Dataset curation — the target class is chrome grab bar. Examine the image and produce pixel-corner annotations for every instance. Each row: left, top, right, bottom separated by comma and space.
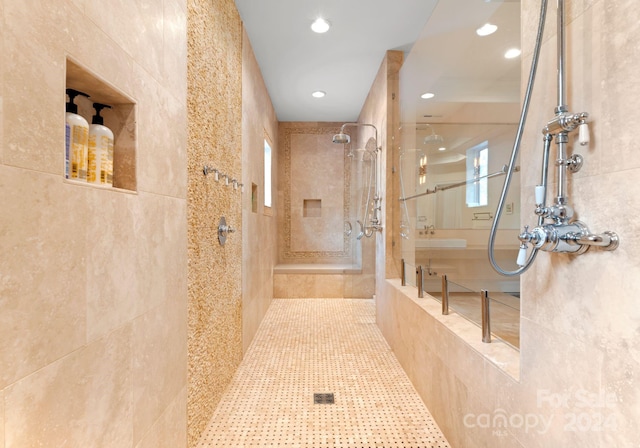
400, 165, 520, 202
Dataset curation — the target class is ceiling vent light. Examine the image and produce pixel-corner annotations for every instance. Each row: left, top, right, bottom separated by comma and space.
476, 23, 498, 36
504, 48, 522, 59
311, 18, 330, 34
312, 90, 326, 98
420, 92, 435, 99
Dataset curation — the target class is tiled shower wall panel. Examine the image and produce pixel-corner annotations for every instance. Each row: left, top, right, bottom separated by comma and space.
0, 0, 188, 447
382, 2, 640, 447
277, 122, 350, 264
241, 30, 279, 353
357, 50, 403, 282
187, 0, 243, 445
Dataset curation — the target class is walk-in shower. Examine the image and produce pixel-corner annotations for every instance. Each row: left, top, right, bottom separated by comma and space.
488, 0, 618, 276
333, 123, 383, 239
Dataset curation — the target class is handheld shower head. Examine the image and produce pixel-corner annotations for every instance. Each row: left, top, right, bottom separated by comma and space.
332, 133, 351, 144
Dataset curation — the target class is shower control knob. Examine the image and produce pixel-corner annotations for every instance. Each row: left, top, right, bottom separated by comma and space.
518, 225, 533, 243
567, 154, 583, 173
516, 245, 528, 267
578, 122, 590, 146
535, 185, 545, 206
217, 216, 235, 246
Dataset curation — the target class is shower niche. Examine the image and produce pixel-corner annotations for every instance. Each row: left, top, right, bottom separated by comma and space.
65, 58, 137, 191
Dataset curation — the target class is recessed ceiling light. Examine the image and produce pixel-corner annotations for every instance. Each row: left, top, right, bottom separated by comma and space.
504, 48, 522, 59
438, 147, 446, 151
311, 18, 330, 34
312, 90, 326, 98
476, 23, 498, 36
420, 92, 435, 99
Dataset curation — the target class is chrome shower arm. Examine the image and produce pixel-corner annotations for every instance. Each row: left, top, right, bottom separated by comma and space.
338, 123, 379, 150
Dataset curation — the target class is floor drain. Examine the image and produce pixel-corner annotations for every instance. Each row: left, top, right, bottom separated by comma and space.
314, 393, 335, 404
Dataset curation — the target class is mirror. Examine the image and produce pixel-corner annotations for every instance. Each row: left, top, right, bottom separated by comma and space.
410, 122, 519, 231
396, 0, 523, 317
398, 0, 521, 232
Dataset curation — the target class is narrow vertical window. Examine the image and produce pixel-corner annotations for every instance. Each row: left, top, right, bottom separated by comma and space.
466, 141, 488, 208
264, 139, 272, 208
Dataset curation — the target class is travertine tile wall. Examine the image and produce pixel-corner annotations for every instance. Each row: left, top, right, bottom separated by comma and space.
518, 1, 640, 445
278, 122, 350, 263
358, 50, 404, 283
241, 30, 279, 353
380, 1, 640, 446
186, 0, 243, 445
0, 0, 188, 447
275, 122, 376, 298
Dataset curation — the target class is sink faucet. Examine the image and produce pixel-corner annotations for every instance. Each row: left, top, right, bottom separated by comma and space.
426, 259, 437, 276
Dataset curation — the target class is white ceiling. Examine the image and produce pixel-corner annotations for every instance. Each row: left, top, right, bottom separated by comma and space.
234, 0, 521, 124
234, 0, 439, 122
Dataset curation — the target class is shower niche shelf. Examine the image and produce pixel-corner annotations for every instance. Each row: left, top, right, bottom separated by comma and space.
65, 58, 137, 192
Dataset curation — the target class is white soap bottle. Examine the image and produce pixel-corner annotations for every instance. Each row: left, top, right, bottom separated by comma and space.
87, 103, 114, 186
65, 89, 90, 180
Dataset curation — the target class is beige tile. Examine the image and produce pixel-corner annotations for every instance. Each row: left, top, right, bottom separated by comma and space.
0, 167, 87, 388
2, 26, 64, 174
273, 274, 288, 297
132, 297, 187, 445
196, 299, 450, 447
85, 188, 143, 342
518, 318, 604, 446
4, 324, 133, 447
163, 0, 187, 103
84, 0, 164, 82
284, 124, 351, 257
2, 0, 136, 175
284, 274, 317, 298
553, 171, 640, 338
314, 274, 345, 298
136, 192, 188, 313
0, 388, 4, 448
68, 0, 85, 13
132, 64, 187, 198
598, 344, 640, 447
0, 0, 4, 166
64, 16, 136, 103
135, 386, 187, 448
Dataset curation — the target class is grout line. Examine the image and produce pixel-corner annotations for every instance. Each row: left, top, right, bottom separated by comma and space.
196, 298, 451, 447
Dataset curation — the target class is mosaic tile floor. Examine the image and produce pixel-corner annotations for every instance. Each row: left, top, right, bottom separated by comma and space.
197, 299, 450, 448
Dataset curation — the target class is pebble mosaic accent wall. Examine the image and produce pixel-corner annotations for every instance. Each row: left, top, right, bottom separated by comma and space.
187, 0, 243, 445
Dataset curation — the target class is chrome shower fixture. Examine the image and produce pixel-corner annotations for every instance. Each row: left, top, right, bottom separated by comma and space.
333, 123, 380, 151
332, 132, 351, 144
423, 134, 444, 145
333, 122, 383, 238
422, 124, 444, 145
489, 0, 618, 277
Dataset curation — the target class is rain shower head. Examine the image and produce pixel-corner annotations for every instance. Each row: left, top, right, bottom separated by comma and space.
422, 123, 445, 150
332, 133, 351, 144
423, 133, 444, 145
